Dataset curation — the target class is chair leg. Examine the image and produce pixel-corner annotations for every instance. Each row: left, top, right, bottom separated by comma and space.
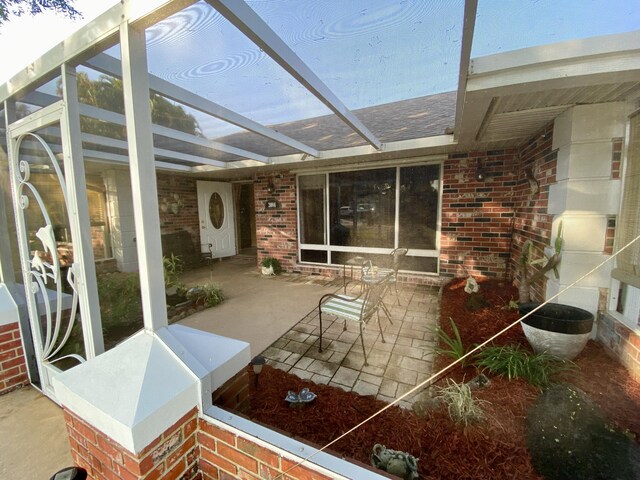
359, 322, 368, 366
376, 310, 386, 344
319, 309, 324, 352
380, 302, 393, 324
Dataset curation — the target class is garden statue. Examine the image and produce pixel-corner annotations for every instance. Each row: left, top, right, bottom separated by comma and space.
371, 444, 419, 480
517, 222, 563, 303
284, 387, 316, 405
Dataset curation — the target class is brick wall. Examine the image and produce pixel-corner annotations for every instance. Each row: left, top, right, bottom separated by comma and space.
596, 313, 640, 381
64, 407, 200, 480
440, 149, 519, 278
157, 173, 201, 249
198, 419, 334, 480
255, 173, 298, 271
62, 402, 365, 480
0, 322, 29, 395
509, 124, 557, 302
211, 367, 250, 414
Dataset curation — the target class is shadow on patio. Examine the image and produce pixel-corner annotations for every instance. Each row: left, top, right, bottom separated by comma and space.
180, 257, 440, 408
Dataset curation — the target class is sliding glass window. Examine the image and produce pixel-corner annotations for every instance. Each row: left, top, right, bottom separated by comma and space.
298, 163, 441, 273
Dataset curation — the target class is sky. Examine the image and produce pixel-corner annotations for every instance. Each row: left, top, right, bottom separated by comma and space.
1, 0, 638, 139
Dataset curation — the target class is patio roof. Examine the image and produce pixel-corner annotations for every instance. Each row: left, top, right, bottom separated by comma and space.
1, 2, 639, 175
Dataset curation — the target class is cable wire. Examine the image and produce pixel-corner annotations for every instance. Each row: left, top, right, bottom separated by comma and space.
277, 232, 640, 479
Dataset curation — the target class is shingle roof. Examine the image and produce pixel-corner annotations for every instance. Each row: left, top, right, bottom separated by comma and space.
201, 91, 456, 161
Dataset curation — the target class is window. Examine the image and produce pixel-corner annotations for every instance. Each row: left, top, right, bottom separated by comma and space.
611, 112, 640, 329
297, 163, 441, 273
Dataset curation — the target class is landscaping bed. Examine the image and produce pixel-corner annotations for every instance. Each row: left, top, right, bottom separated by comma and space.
236, 278, 639, 479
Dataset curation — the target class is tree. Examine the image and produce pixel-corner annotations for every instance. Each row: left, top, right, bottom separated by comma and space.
58, 72, 202, 139
0, 0, 80, 25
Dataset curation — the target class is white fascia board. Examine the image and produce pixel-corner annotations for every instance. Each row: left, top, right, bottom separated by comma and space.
471, 30, 640, 75
453, 0, 478, 140
468, 51, 640, 95
85, 53, 317, 157
270, 134, 455, 166
206, 0, 381, 150
0, 0, 199, 103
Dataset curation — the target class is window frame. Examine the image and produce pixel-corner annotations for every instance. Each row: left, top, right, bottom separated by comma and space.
296, 159, 443, 274
609, 109, 640, 332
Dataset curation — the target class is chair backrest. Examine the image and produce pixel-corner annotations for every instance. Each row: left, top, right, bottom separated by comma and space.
389, 248, 408, 273
361, 271, 392, 321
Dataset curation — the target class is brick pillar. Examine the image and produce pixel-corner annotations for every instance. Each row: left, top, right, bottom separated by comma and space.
63, 408, 200, 480
255, 172, 298, 271
0, 322, 29, 395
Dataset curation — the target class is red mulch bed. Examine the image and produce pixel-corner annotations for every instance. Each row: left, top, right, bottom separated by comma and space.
235, 277, 640, 480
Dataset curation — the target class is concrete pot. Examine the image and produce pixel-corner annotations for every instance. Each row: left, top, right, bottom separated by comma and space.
261, 265, 275, 276
519, 303, 594, 361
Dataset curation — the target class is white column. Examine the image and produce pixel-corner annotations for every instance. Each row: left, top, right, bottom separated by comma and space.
547, 103, 627, 314
60, 65, 105, 357
120, 22, 167, 330
0, 103, 17, 285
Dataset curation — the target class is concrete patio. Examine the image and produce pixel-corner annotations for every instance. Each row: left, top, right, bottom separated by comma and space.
260, 282, 440, 408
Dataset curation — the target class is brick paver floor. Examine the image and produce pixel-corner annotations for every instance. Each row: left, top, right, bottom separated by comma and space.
260, 282, 440, 408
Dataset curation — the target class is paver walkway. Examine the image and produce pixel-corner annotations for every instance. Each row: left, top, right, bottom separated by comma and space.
261, 282, 440, 408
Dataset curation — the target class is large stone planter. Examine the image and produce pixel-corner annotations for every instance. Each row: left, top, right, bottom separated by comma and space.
519, 303, 594, 361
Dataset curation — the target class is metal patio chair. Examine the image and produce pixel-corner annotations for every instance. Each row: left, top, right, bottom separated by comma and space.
362, 248, 408, 302
318, 271, 393, 365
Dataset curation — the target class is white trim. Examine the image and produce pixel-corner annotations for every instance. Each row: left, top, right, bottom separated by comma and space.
203, 406, 387, 480
608, 278, 640, 332
206, 0, 381, 150
471, 30, 640, 76
292, 154, 447, 175
120, 22, 168, 331
60, 64, 105, 358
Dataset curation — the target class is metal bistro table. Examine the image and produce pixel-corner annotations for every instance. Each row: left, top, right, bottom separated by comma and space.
343, 255, 367, 294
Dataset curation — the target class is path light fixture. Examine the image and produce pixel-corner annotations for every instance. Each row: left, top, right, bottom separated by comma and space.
251, 355, 266, 387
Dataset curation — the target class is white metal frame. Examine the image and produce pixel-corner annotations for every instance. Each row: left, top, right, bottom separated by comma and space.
5, 91, 105, 399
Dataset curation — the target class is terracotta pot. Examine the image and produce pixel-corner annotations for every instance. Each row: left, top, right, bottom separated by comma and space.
519, 303, 594, 360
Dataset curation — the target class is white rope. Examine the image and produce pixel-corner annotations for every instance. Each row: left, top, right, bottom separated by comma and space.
277, 232, 640, 479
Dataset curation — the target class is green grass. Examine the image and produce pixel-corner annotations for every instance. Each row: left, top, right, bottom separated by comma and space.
433, 317, 470, 366
435, 379, 487, 426
475, 344, 572, 388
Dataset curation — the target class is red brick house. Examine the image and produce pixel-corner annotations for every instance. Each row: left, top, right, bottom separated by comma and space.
0, 1, 639, 479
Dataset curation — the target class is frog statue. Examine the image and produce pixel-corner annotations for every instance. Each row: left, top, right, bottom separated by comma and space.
371, 444, 419, 480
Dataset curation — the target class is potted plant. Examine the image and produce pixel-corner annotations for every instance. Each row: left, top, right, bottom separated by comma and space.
261, 256, 282, 276
519, 302, 594, 360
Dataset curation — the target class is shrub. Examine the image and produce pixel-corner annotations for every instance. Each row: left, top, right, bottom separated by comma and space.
97, 272, 142, 327
475, 344, 572, 388
261, 256, 282, 274
433, 317, 470, 366
187, 283, 224, 307
163, 254, 183, 287
435, 379, 487, 426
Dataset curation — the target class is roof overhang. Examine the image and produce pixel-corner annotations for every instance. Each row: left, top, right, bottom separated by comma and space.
455, 30, 640, 150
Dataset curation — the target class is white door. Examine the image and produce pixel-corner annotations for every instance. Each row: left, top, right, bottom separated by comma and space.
197, 181, 236, 258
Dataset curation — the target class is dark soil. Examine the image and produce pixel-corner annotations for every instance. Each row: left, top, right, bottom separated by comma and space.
234, 277, 640, 480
